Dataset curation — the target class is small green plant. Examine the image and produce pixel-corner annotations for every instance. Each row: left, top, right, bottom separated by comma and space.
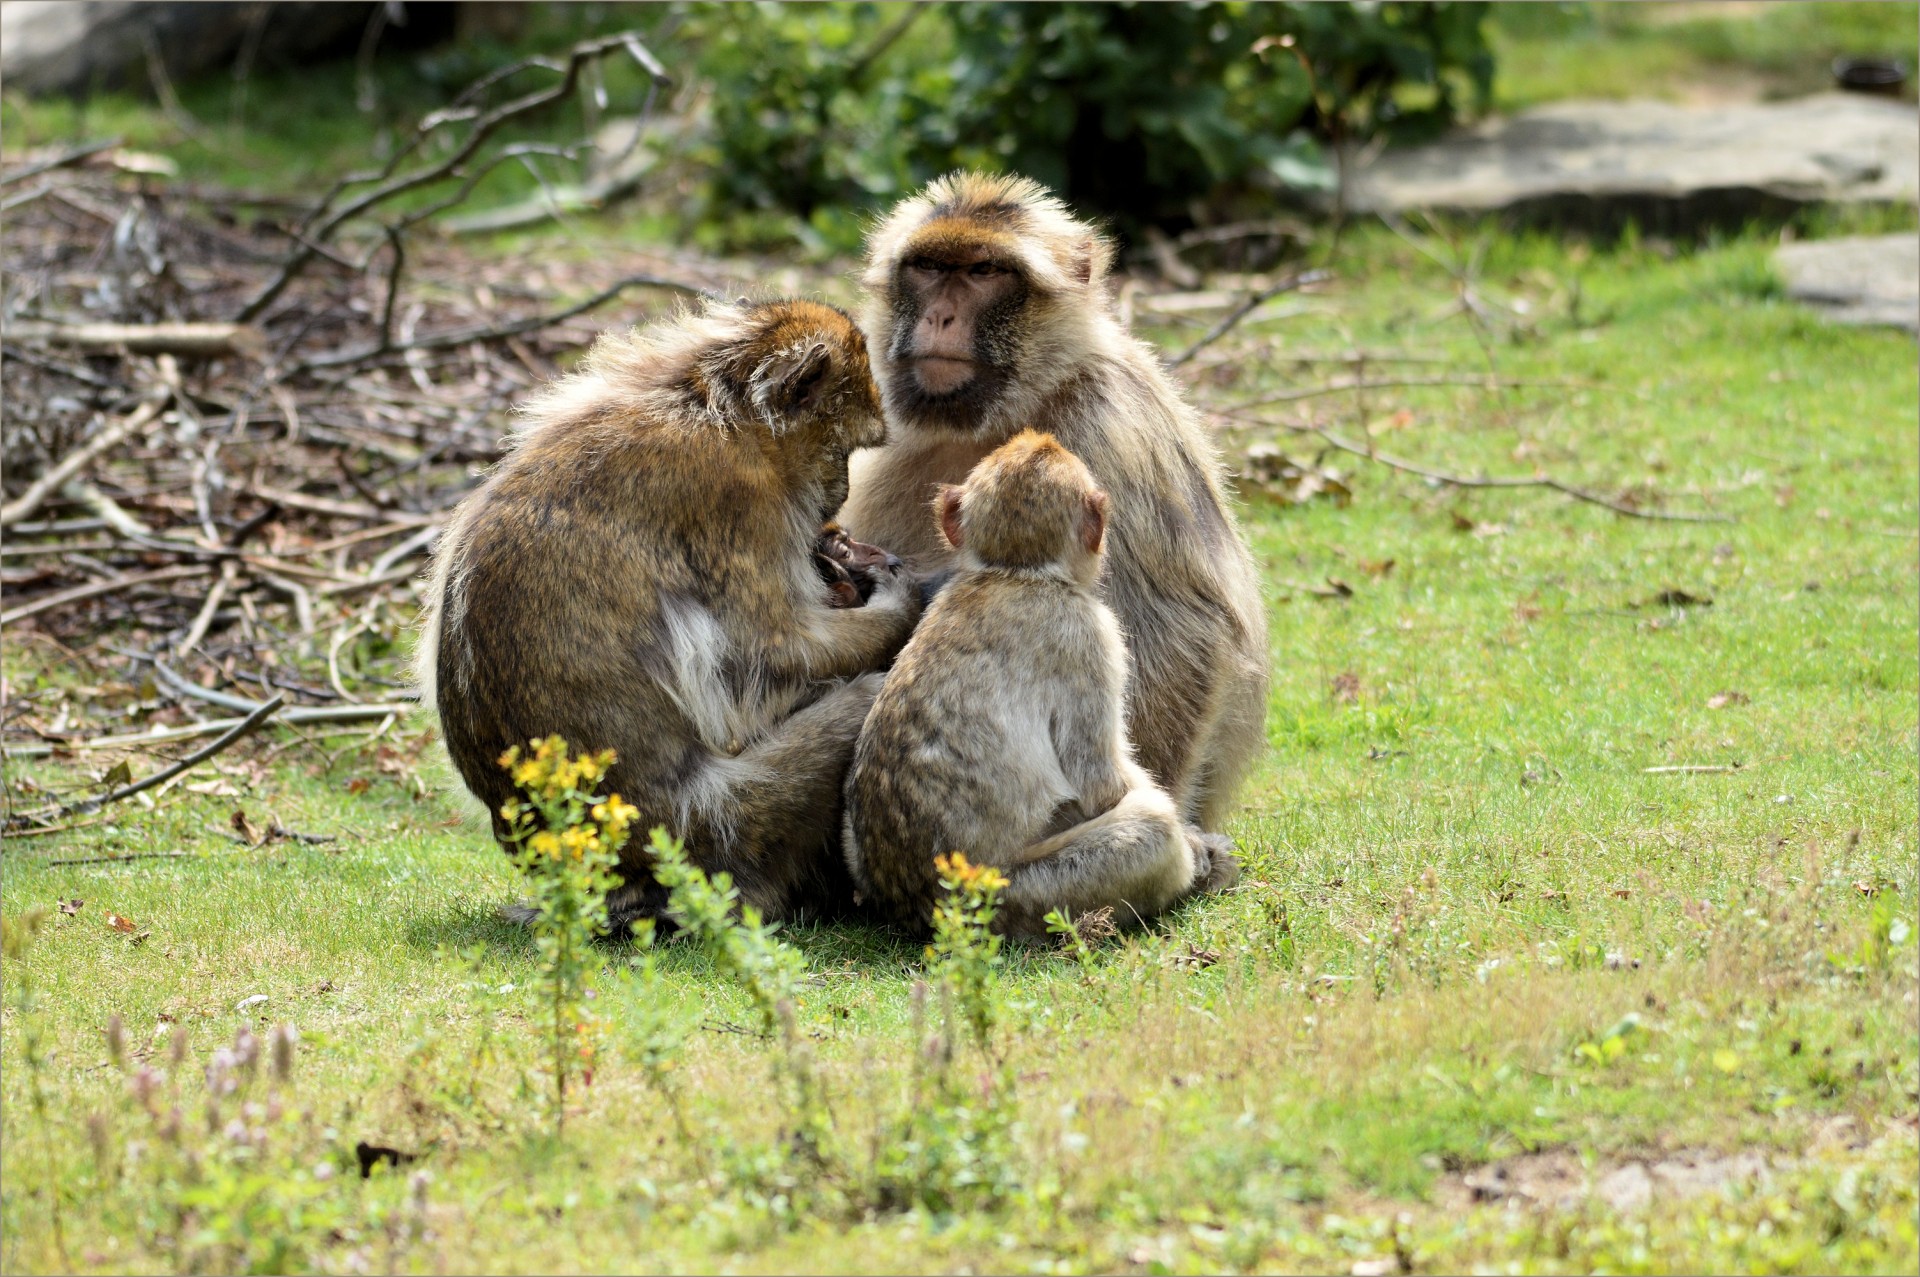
496, 736, 636, 1138
875, 854, 1021, 1214
1044, 907, 1096, 973
647, 828, 828, 1162
3, 907, 71, 1269
1573, 1013, 1648, 1069
618, 920, 705, 1168
1832, 893, 1917, 975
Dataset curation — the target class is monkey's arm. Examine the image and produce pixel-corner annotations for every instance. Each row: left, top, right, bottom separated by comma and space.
767, 570, 923, 682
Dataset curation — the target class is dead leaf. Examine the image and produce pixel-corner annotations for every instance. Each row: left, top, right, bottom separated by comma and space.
1360, 558, 1396, 578
105, 912, 136, 933
130, 930, 151, 946
345, 777, 372, 796
1513, 602, 1544, 623
185, 777, 242, 798
1331, 672, 1362, 704
231, 809, 264, 848
100, 760, 133, 788
1166, 943, 1221, 971
1706, 690, 1749, 709
1241, 444, 1352, 507
1448, 510, 1475, 532
1854, 880, 1882, 898
59, 898, 84, 916
1611, 887, 1632, 900
1647, 589, 1712, 608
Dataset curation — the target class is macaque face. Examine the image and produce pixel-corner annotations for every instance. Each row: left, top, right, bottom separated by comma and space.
886, 244, 1028, 427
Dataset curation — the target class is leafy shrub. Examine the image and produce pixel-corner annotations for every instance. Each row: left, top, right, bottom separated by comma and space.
672, 0, 1494, 247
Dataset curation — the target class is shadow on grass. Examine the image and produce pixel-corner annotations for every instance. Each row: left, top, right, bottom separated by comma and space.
398, 895, 928, 973
400, 897, 535, 959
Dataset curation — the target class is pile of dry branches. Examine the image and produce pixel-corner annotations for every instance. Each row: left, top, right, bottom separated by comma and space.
0, 33, 715, 828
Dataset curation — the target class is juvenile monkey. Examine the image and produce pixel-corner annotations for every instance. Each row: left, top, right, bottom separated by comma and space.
844, 431, 1238, 936
838, 172, 1269, 838
418, 299, 921, 931
813, 522, 900, 608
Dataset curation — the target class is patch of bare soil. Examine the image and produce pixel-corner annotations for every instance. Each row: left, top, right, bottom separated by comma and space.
1441, 1116, 1871, 1213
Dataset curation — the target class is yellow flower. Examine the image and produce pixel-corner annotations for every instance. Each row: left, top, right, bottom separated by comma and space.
528, 831, 562, 860
592, 795, 639, 836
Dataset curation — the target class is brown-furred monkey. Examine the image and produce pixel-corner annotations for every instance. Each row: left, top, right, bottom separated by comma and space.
838, 172, 1268, 836
844, 430, 1239, 936
418, 299, 921, 934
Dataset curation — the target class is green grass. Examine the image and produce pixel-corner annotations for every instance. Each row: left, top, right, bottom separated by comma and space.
1489, 2, 1920, 109
4, 212, 1916, 1272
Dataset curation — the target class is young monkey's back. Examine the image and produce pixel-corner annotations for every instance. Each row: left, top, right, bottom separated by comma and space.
844, 430, 1235, 934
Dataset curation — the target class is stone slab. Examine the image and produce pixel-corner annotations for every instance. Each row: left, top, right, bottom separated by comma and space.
1349, 94, 1919, 235
1775, 233, 1920, 331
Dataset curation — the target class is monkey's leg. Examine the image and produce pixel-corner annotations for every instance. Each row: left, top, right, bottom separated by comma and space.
994, 786, 1202, 938
693, 673, 884, 916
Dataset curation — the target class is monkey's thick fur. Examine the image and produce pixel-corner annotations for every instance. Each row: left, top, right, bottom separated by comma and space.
844, 431, 1237, 936
417, 299, 921, 930
839, 172, 1269, 835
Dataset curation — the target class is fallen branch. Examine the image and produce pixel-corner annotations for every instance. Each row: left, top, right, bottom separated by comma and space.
3, 703, 415, 758
1, 565, 214, 628
21, 695, 284, 823
0, 137, 124, 187
1644, 764, 1744, 774
0, 383, 173, 527
1222, 375, 1617, 410
238, 32, 670, 322
44, 851, 193, 867
4, 321, 266, 358
1223, 415, 1731, 525
1169, 269, 1331, 368
293, 271, 710, 372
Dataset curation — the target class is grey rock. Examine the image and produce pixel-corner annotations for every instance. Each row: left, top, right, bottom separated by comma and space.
1776, 234, 1920, 331
1, 1, 375, 98
1349, 95, 1918, 235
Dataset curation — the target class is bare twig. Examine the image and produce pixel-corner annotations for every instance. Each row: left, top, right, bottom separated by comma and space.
1220, 410, 1730, 525
1, 137, 124, 187
3, 703, 413, 759
4, 321, 267, 358
44, 851, 194, 867
1169, 270, 1331, 368
1294, 424, 1730, 524
22, 695, 284, 823
1, 565, 213, 628
292, 271, 709, 372
237, 32, 669, 322
1644, 764, 1744, 774
0, 383, 172, 527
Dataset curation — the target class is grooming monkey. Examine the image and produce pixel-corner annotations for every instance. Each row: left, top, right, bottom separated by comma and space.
844, 431, 1238, 936
418, 299, 921, 931
838, 172, 1269, 837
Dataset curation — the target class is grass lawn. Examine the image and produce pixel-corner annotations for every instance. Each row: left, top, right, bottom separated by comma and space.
3, 206, 1915, 1273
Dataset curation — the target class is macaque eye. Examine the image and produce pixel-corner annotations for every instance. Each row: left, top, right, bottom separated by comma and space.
969, 261, 1007, 278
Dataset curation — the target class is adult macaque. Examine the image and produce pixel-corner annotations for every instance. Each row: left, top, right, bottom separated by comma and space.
839, 172, 1269, 835
844, 431, 1238, 936
418, 299, 920, 932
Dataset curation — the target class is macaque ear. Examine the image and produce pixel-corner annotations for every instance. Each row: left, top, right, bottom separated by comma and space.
749, 342, 834, 428
1070, 237, 1111, 288
934, 484, 965, 550
1079, 489, 1108, 556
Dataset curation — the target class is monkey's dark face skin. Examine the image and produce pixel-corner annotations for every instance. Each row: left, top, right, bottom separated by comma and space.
886, 250, 1030, 432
